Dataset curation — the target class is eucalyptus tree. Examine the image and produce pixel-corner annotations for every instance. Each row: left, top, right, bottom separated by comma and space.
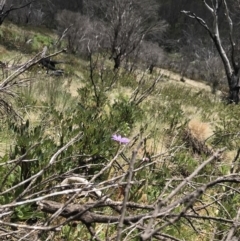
84, 0, 167, 70
182, 0, 240, 104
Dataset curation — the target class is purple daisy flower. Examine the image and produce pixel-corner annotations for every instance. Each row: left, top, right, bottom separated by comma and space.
111, 134, 130, 144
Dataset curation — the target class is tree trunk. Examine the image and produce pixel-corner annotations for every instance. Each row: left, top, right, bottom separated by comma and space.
212, 35, 240, 103
228, 74, 240, 104
149, 64, 154, 74
113, 55, 121, 70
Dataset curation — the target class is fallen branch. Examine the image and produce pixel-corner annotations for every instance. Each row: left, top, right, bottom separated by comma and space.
38, 200, 147, 224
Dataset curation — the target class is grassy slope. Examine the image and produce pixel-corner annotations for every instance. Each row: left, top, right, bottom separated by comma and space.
1, 21, 239, 176
0, 21, 234, 159
1, 22, 240, 240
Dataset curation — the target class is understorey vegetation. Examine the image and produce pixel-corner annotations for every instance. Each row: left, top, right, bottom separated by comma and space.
0, 1, 240, 241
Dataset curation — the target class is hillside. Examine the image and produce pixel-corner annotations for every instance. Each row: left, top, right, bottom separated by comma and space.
0, 21, 240, 241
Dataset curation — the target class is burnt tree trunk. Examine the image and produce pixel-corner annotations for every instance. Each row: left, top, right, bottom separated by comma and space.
229, 74, 240, 104
113, 54, 121, 70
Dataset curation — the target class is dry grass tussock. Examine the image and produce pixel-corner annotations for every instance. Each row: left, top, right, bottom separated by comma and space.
187, 119, 213, 142
184, 119, 214, 156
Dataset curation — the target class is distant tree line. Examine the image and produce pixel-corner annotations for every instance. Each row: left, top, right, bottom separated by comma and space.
4, 0, 240, 101
5, 0, 166, 72
5, 1, 240, 52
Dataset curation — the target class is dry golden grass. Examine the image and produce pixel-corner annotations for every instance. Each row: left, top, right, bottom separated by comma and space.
159, 68, 212, 92
187, 119, 213, 142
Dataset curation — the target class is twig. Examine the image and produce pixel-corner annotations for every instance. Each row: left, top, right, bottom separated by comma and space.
141, 148, 226, 240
